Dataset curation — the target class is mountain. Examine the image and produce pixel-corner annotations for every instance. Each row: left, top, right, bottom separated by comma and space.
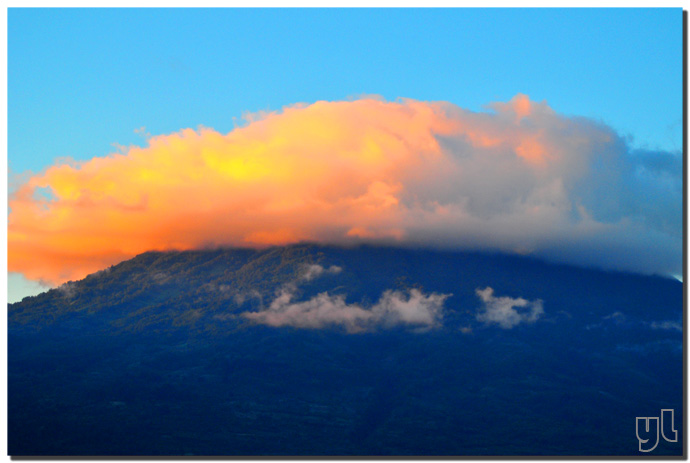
8, 244, 684, 456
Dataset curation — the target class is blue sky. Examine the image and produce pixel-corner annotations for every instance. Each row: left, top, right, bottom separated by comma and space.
9, 8, 682, 175
7, 8, 683, 302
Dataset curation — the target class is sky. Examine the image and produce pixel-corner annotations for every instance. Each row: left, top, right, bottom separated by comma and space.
7, 8, 684, 303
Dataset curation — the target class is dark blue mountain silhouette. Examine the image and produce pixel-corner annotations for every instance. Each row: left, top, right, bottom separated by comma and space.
8, 244, 683, 456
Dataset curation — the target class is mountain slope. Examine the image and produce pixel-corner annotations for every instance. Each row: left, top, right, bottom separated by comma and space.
8, 244, 684, 456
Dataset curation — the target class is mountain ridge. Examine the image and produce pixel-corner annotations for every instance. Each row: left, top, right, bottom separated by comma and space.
9, 243, 681, 334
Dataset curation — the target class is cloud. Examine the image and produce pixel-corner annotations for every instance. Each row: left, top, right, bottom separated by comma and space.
9, 95, 681, 284
475, 287, 544, 329
57, 281, 78, 299
241, 287, 450, 333
588, 314, 682, 332
231, 289, 263, 306
603, 311, 626, 325
300, 264, 342, 282
586, 311, 627, 329
649, 320, 682, 332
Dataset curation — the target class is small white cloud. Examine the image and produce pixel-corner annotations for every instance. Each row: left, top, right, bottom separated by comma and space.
475, 287, 544, 329
603, 311, 626, 324
650, 320, 682, 331
300, 263, 342, 282
375, 289, 449, 329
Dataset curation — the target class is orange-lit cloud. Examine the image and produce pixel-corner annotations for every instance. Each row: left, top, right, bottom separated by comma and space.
9, 95, 681, 285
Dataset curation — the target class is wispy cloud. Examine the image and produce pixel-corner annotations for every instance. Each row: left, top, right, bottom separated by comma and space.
300, 264, 342, 282
475, 287, 544, 329
603, 311, 626, 325
57, 281, 78, 299
649, 320, 682, 332
9, 95, 680, 284
587, 313, 682, 332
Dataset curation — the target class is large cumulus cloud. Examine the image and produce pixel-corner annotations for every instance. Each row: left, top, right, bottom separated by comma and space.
8, 95, 681, 284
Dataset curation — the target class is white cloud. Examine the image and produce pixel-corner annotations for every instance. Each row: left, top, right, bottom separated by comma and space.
475, 287, 544, 329
603, 311, 626, 324
650, 320, 682, 331
300, 264, 342, 282
241, 288, 450, 333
